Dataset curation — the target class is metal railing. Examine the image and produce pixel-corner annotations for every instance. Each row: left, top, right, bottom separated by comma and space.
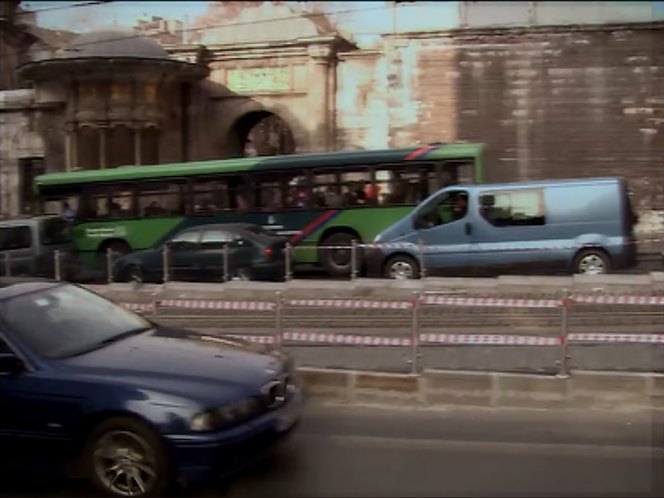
108, 290, 664, 376
2, 234, 662, 284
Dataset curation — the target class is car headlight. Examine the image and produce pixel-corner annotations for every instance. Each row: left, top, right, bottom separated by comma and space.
373, 233, 382, 243
190, 397, 261, 432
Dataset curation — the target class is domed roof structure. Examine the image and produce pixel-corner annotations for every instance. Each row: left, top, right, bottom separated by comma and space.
17, 29, 208, 82
57, 30, 170, 60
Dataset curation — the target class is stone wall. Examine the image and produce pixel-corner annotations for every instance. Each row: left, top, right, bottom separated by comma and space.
335, 23, 664, 235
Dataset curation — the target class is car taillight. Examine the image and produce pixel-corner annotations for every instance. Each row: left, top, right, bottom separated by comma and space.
264, 247, 273, 258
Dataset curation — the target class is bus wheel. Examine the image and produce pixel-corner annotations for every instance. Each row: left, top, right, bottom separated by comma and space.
319, 232, 362, 277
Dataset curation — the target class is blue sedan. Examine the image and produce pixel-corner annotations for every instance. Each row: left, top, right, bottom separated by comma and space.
0, 278, 303, 496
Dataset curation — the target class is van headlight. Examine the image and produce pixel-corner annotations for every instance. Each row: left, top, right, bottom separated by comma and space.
190, 397, 261, 432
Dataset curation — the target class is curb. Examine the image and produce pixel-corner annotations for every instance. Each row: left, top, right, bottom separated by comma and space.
296, 367, 664, 411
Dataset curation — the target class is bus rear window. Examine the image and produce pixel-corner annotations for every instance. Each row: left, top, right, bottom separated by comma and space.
41, 218, 72, 245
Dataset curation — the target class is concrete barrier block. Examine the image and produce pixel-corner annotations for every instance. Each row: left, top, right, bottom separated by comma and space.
649, 375, 664, 409
569, 370, 651, 408
353, 372, 420, 404
421, 369, 493, 407
297, 368, 352, 402
425, 277, 497, 290
494, 373, 568, 408
497, 275, 573, 289
573, 274, 652, 287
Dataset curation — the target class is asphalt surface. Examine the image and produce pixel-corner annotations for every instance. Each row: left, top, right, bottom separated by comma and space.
2, 404, 662, 497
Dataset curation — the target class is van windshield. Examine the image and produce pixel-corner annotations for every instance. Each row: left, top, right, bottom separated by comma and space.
41, 217, 72, 245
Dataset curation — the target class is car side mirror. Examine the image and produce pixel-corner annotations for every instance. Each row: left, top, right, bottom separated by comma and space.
413, 215, 426, 230
0, 353, 25, 375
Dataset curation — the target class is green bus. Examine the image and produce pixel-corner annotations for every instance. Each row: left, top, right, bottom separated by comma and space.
34, 142, 485, 276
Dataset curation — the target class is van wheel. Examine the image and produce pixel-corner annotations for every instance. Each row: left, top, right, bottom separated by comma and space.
574, 249, 610, 275
319, 232, 362, 277
384, 254, 420, 280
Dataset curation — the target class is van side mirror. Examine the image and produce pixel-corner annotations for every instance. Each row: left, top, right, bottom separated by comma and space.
0, 353, 25, 375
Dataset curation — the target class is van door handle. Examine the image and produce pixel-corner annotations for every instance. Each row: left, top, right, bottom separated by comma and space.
465, 222, 472, 235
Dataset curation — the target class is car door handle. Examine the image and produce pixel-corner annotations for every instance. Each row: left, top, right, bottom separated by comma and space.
465, 222, 472, 235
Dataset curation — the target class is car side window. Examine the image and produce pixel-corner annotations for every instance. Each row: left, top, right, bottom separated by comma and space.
0, 226, 32, 250
168, 230, 200, 250
200, 230, 234, 249
479, 189, 546, 227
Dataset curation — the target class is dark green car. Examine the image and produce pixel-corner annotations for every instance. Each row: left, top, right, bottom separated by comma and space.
112, 223, 287, 283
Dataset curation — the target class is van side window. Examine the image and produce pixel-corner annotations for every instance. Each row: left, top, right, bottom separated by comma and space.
416, 190, 469, 229
479, 189, 546, 227
0, 226, 32, 250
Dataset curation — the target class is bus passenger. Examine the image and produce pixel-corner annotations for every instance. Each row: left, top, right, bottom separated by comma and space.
62, 201, 76, 223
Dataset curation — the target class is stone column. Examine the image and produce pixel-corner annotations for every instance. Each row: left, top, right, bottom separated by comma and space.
99, 127, 107, 169
134, 127, 142, 166
65, 129, 73, 172
307, 44, 333, 152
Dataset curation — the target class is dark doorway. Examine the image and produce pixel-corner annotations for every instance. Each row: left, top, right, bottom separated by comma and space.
228, 111, 296, 158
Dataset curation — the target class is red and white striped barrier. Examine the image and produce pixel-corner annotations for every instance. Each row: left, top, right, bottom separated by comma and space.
420, 295, 561, 308
121, 302, 156, 312
571, 295, 664, 306
419, 333, 559, 346
118, 294, 664, 315
284, 331, 411, 346
568, 333, 664, 344
159, 299, 275, 311
287, 299, 411, 310
179, 330, 664, 346
356, 237, 664, 253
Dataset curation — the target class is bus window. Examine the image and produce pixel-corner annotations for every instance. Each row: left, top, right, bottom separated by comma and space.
43, 195, 80, 218
340, 168, 371, 206
137, 182, 183, 218
255, 174, 283, 211
313, 171, 341, 208
375, 165, 434, 206
226, 176, 251, 213
284, 174, 309, 210
437, 160, 474, 186
193, 178, 230, 215
82, 186, 134, 220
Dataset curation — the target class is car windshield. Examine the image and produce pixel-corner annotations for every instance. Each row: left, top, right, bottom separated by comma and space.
0, 284, 152, 359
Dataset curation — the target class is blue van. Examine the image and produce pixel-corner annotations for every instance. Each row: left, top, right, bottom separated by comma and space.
366, 177, 638, 278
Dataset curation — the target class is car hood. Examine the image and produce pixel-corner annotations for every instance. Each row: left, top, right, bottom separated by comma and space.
59, 325, 288, 404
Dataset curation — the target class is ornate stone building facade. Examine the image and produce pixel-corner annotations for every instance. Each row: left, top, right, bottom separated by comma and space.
1, 1, 662, 244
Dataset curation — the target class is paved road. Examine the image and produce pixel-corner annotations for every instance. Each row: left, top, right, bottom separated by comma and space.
3, 404, 662, 497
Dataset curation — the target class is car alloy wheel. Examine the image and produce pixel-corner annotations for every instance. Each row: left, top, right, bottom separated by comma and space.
93, 429, 158, 497
86, 417, 171, 497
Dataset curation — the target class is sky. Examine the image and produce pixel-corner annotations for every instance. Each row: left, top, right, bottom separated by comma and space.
20, 1, 460, 46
